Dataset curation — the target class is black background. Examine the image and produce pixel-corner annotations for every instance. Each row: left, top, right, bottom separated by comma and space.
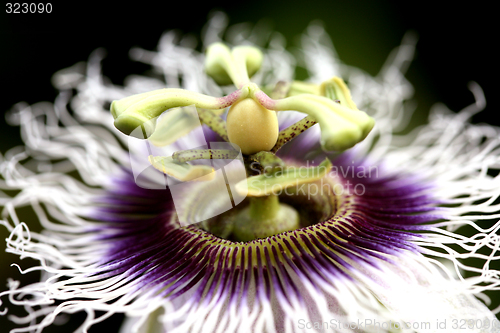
0, 1, 496, 332
1, 1, 496, 149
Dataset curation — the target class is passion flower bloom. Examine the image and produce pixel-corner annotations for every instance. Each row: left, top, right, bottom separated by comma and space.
1, 13, 499, 333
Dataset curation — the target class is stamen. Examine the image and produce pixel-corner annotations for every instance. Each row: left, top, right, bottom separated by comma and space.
2, 19, 499, 332
320, 76, 359, 110
235, 158, 333, 197
111, 88, 243, 137
271, 115, 317, 153
254, 79, 375, 151
196, 108, 229, 142
148, 106, 202, 147
149, 107, 229, 147
148, 155, 215, 181
172, 149, 239, 163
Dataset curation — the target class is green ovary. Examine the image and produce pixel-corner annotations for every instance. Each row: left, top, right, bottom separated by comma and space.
226, 98, 279, 155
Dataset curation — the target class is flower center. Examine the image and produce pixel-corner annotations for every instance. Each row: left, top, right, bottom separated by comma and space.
197, 175, 341, 242
109, 43, 376, 243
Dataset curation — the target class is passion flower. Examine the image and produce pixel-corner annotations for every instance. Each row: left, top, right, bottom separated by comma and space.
1, 13, 499, 333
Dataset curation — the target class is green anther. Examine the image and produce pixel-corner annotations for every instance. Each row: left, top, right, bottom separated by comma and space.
321, 77, 374, 139
271, 115, 317, 153
205, 43, 263, 88
320, 77, 358, 110
172, 149, 239, 163
269, 80, 374, 151
148, 107, 201, 147
149, 107, 227, 147
148, 155, 215, 182
235, 158, 332, 197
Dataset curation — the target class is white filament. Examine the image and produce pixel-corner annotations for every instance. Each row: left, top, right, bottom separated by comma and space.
1, 11, 499, 333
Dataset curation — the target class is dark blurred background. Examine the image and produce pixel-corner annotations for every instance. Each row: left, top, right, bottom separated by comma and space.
0, 1, 496, 332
